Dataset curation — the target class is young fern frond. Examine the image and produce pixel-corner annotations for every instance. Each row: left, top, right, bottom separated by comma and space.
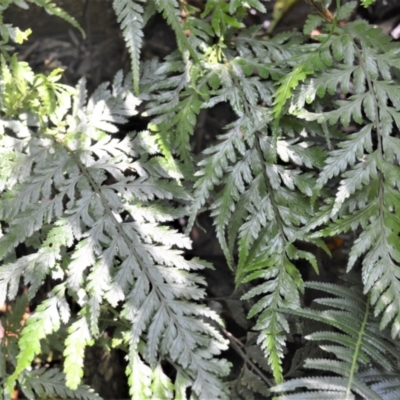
271, 277, 400, 400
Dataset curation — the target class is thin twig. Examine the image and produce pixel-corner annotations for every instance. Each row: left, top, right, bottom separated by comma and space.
222, 329, 273, 387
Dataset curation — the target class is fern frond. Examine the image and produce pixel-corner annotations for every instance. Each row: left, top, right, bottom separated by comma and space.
184, 21, 330, 383
141, 54, 210, 175
112, 0, 145, 95
0, 54, 72, 130
27, 0, 84, 37
359, 369, 400, 400
7, 284, 70, 391
0, 72, 229, 399
5, 0, 400, 398
127, 348, 152, 400
201, 1, 244, 37
188, 116, 250, 235
289, 12, 400, 340
229, 0, 266, 14
63, 316, 93, 390
273, 64, 314, 136
271, 277, 400, 399
361, 0, 376, 7
153, 0, 199, 62
19, 368, 100, 400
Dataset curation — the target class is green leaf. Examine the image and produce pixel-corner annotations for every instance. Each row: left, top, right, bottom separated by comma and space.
361, 0, 376, 7
63, 316, 93, 390
273, 64, 314, 134
8, 285, 70, 392
113, 0, 145, 95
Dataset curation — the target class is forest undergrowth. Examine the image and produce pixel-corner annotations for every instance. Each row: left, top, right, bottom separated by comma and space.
1, 0, 400, 399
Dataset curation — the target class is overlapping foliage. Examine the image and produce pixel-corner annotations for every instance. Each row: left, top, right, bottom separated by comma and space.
3, 0, 400, 399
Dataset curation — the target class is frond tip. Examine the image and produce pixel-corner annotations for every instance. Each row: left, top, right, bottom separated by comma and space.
112, 0, 145, 95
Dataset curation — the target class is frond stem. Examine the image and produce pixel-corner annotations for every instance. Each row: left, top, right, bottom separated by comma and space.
346, 297, 369, 399
256, 134, 288, 244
